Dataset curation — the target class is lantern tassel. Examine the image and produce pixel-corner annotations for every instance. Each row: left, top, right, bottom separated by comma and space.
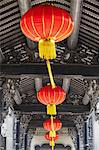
38, 38, 56, 60
46, 60, 56, 89
47, 104, 56, 115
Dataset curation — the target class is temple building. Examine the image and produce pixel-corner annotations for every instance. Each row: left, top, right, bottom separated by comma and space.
0, 0, 99, 150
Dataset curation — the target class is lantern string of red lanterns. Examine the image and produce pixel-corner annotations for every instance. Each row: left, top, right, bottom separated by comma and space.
44, 120, 61, 149
37, 84, 65, 149
20, 4, 74, 149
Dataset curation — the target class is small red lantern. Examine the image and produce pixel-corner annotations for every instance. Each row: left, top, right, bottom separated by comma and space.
45, 132, 59, 149
37, 85, 66, 115
43, 118, 62, 131
45, 132, 59, 141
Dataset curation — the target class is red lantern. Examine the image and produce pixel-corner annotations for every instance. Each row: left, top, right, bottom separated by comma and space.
45, 132, 59, 149
20, 5, 73, 43
45, 132, 59, 141
20, 5, 74, 60
43, 118, 62, 131
37, 85, 66, 115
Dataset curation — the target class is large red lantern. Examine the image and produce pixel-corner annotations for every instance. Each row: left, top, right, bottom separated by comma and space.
37, 85, 66, 115
43, 118, 62, 131
20, 5, 74, 88
20, 5, 74, 43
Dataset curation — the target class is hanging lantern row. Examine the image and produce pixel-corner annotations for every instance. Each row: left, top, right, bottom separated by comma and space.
44, 117, 62, 150
20, 4, 74, 88
20, 4, 74, 150
43, 117, 62, 137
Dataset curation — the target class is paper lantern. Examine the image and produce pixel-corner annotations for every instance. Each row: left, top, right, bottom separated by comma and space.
20, 4, 74, 60
43, 118, 62, 131
45, 132, 59, 150
37, 85, 66, 115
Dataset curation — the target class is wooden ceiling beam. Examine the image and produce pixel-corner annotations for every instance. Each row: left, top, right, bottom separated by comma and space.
14, 103, 90, 113
0, 63, 99, 77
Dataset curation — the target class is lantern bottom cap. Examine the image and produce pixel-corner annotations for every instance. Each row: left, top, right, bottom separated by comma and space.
47, 104, 56, 115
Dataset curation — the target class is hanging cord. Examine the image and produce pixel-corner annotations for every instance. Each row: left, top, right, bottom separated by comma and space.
52, 139, 54, 150
51, 116, 55, 150
46, 60, 56, 88
51, 116, 54, 131
50, 138, 55, 150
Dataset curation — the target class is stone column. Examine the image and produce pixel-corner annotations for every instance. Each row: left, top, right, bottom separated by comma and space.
24, 132, 28, 150
84, 119, 89, 150
88, 113, 94, 150
1, 107, 15, 150
74, 115, 85, 150
0, 114, 5, 150
16, 119, 20, 150
77, 134, 80, 150
19, 114, 32, 150
27, 129, 34, 150
0, 80, 5, 150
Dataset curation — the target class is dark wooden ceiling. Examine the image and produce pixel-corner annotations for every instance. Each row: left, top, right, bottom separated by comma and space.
0, 0, 99, 65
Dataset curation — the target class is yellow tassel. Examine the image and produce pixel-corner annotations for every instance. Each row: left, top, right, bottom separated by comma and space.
50, 131, 56, 137
47, 104, 56, 115
46, 60, 56, 89
50, 140, 55, 147
38, 38, 56, 60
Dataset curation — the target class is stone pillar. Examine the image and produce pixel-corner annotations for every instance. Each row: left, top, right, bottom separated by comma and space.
74, 115, 85, 150
0, 80, 5, 150
84, 119, 89, 150
0, 114, 5, 150
27, 129, 34, 150
16, 119, 20, 150
0, 79, 3, 110
77, 134, 80, 150
24, 132, 28, 150
88, 112, 94, 150
1, 107, 15, 150
19, 114, 32, 150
